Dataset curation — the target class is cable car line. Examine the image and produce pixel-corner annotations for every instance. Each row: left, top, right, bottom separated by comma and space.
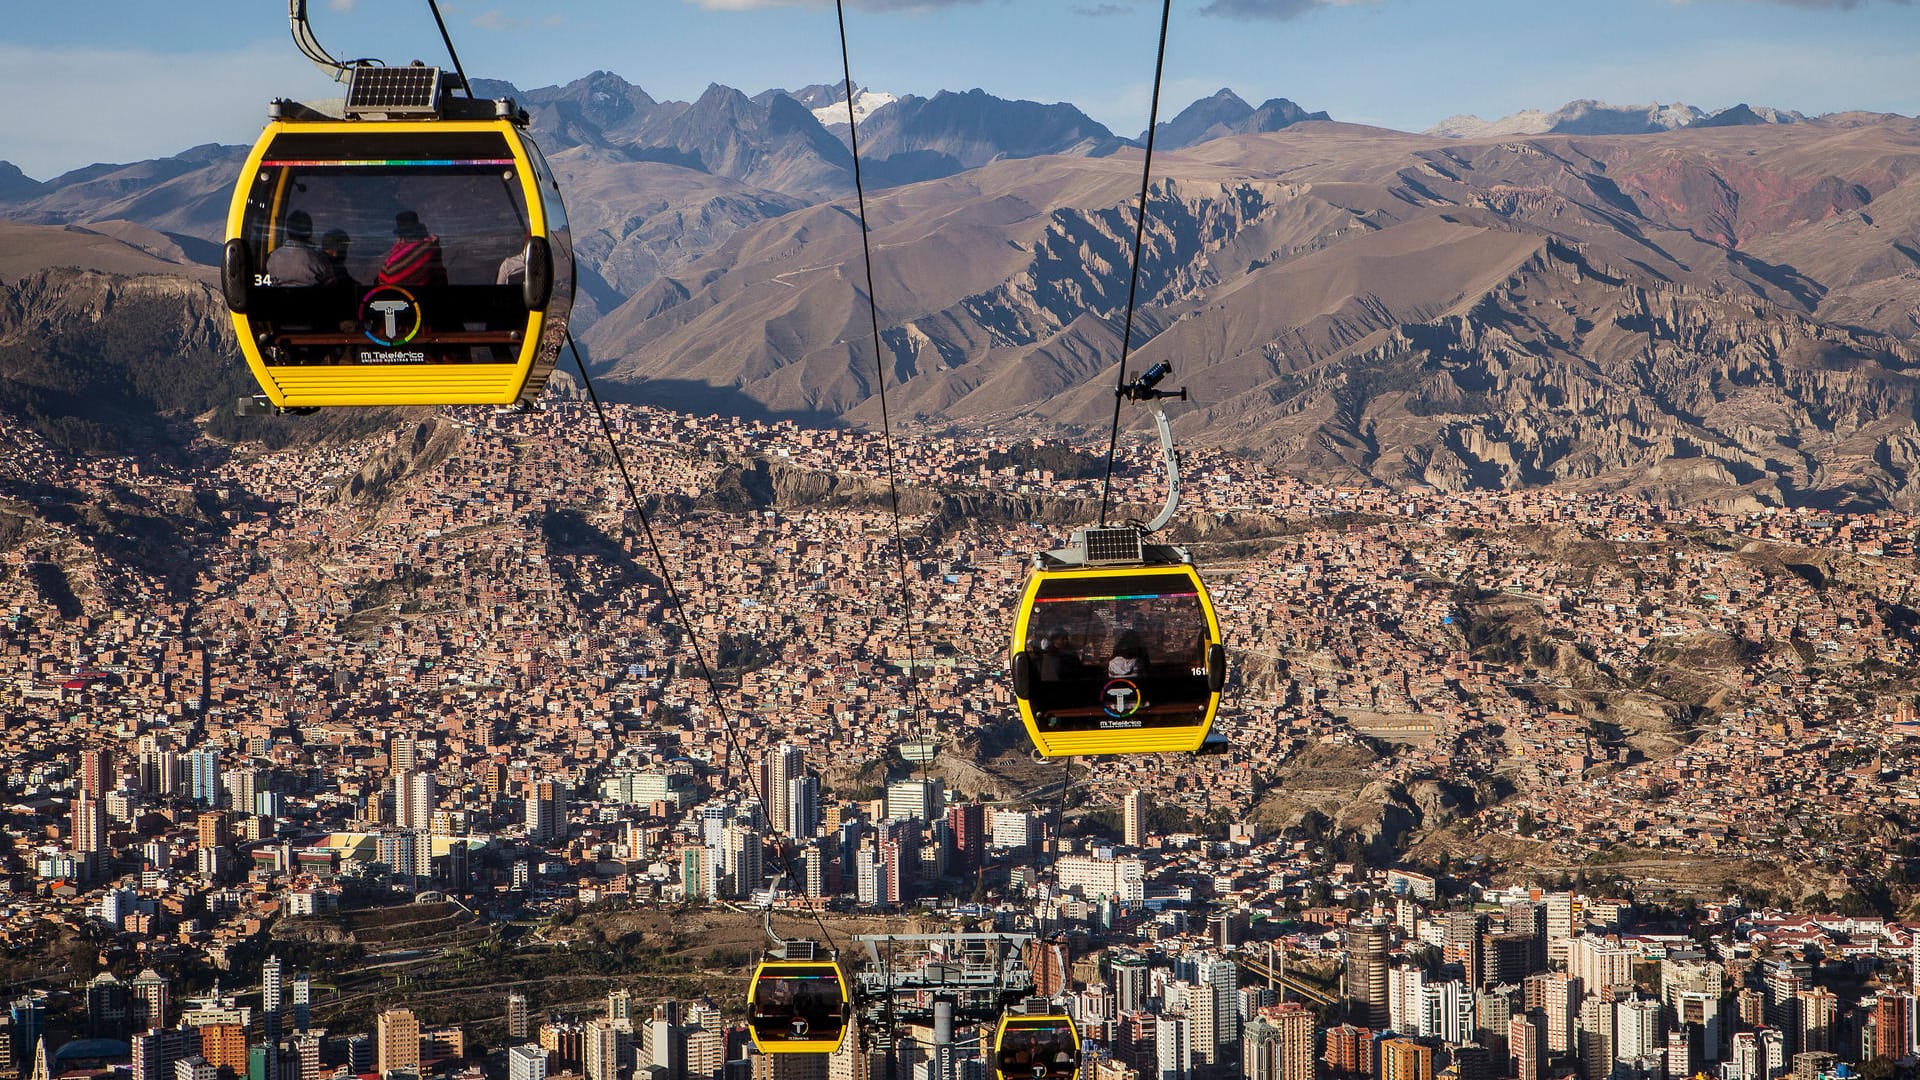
834, 0, 938, 778
1007, 1, 1229, 760
425, 0, 474, 100
562, 314, 851, 969
1097, 0, 1174, 529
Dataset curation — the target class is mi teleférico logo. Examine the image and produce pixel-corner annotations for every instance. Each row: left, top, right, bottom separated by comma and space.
360, 285, 423, 346
1102, 678, 1141, 718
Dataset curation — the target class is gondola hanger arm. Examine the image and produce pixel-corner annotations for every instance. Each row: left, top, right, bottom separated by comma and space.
1119, 362, 1187, 535
288, 0, 359, 83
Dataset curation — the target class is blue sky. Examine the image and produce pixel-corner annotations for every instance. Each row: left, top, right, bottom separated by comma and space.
2, 0, 1916, 181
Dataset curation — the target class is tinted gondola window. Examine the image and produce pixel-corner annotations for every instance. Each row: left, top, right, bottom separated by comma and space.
240, 130, 534, 367
997, 1022, 1079, 1080
749, 972, 846, 1043
1022, 571, 1213, 733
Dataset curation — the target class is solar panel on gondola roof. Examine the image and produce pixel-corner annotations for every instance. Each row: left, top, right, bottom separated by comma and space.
345, 66, 442, 116
1082, 526, 1143, 565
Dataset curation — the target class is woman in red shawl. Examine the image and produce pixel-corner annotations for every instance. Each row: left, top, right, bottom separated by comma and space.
377, 210, 448, 288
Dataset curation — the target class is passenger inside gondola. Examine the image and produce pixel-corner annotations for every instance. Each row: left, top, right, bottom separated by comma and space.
265, 211, 333, 286
319, 229, 356, 291
1036, 631, 1079, 682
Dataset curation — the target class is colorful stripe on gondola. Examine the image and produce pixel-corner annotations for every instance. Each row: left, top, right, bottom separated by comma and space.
1033, 591, 1198, 603
261, 159, 517, 167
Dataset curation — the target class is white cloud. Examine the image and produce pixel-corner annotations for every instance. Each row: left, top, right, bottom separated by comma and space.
685, 0, 987, 10
327, 0, 357, 12
0, 42, 337, 182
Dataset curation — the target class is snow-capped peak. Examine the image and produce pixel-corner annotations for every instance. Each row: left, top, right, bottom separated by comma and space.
813, 87, 896, 127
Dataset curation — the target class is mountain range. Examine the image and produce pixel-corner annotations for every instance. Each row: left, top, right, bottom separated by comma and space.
3, 75, 1919, 509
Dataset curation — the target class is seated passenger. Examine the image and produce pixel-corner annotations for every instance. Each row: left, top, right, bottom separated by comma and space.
1037, 631, 1078, 682
319, 229, 357, 292
378, 210, 448, 288
497, 236, 530, 286
264, 210, 333, 286
1108, 632, 1146, 678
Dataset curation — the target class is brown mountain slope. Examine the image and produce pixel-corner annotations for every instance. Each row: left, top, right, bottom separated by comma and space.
0, 220, 216, 283
586, 120, 1920, 508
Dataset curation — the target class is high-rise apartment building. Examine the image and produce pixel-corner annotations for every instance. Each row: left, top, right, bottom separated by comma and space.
1379, 1038, 1435, 1080
1872, 991, 1917, 1062
507, 993, 530, 1041
71, 794, 108, 878
787, 775, 821, 842
1508, 1015, 1540, 1080
884, 779, 941, 823
187, 749, 222, 808
1444, 912, 1487, 989
525, 780, 568, 844
291, 975, 309, 1034
1324, 1024, 1371, 1080
130, 970, 168, 1032
1123, 790, 1147, 849
1504, 901, 1547, 973
507, 1045, 546, 1080
1155, 1013, 1189, 1080
376, 1008, 420, 1078
1475, 987, 1514, 1061
761, 746, 804, 822
132, 1027, 198, 1080
1577, 997, 1614, 1080
1345, 921, 1392, 1029
261, 956, 284, 1071
539, 1021, 583, 1074
687, 1028, 725, 1080
1112, 954, 1150, 1015
583, 1019, 625, 1080
1522, 972, 1581, 1055
723, 824, 763, 900
389, 734, 418, 774
291, 1034, 322, 1080
1243, 1019, 1281, 1080
1677, 991, 1725, 1064
1484, 932, 1535, 988
78, 749, 113, 799
1269, 1002, 1317, 1080
646, 1001, 683, 1080
1799, 987, 1837, 1055
1421, 979, 1474, 1046
944, 802, 984, 873
1566, 935, 1635, 998
197, 1025, 247, 1079
1614, 996, 1664, 1062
